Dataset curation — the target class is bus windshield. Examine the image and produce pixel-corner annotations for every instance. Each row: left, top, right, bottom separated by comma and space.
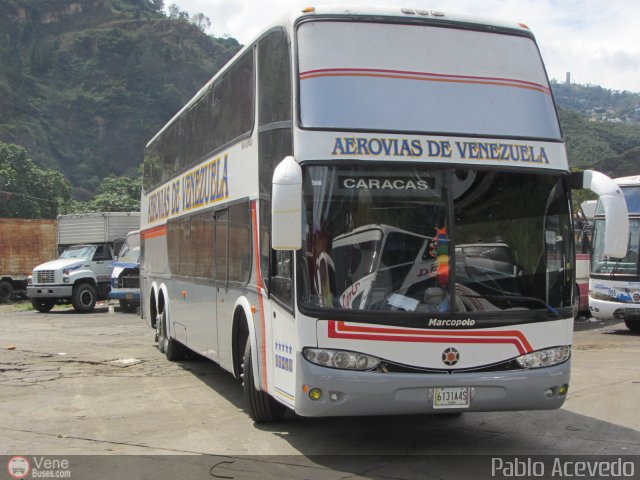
298, 21, 560, 139
592, 219, 640, 276
299, 166, 573, 315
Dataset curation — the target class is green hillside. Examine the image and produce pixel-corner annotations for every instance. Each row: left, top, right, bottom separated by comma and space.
552, 81, 640, 120
0, 0, 240, 198
559, 109, 640, 177
1, 2, 639, 203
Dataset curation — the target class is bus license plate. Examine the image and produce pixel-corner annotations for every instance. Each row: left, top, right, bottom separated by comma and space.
433, 387, 470, 409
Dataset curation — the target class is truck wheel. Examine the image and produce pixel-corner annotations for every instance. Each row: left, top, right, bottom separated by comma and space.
72, 283, 97, 313
242, 337, 286, 423
119, 300, 136, 313
31, 298, 55, 313
0, 280, 13, 303
624, 319, 640, 333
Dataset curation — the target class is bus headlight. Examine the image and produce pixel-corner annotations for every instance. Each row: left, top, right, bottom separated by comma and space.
303, 348, 380, 371
516, 346, 571, 368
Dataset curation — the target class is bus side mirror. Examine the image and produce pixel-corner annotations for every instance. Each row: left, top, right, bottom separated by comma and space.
574, 170, 629, 258
271, 156, 302, 251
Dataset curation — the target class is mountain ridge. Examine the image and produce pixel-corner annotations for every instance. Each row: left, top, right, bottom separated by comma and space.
1, 1, 639, 200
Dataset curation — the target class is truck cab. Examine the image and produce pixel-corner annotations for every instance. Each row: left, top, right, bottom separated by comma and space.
28, 243, 115, 312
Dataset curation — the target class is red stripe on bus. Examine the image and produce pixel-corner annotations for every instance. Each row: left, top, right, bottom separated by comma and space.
328, 320, 532, 355
141, 225, 166, 239
333, 321, 533, 352
251, 201, 269, 391
300, 68, 551, 94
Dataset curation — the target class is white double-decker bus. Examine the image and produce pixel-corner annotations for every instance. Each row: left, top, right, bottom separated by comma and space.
140, 6, 627, 422
590, 175, 640, 331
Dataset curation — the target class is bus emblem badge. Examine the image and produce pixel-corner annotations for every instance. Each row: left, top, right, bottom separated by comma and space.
442, 347, 460, 366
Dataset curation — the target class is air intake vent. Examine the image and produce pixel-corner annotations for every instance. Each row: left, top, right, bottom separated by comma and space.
36, 271, 56, 284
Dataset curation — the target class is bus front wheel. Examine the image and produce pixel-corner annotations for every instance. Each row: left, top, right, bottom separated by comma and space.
242, 338, 286, 423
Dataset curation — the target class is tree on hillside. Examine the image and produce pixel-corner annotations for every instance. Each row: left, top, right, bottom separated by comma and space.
0, 141, 71, 219
191, 13, 211, 32
91, 175, 141, 212
64, 174, 141, 213
167, 3, 189, 20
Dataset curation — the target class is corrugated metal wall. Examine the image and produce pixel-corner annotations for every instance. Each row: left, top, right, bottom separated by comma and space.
0, 218, 57, 276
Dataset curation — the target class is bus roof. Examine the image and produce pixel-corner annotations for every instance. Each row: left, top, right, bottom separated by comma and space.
614, 175, 640, 186
146, 6, 536, 149
287, 5, 533, 33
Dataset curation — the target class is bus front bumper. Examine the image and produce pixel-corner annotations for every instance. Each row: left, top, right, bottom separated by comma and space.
589, 298, 640, 321
294, 355, 570, 417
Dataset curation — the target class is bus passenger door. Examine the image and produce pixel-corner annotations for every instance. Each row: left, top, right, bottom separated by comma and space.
270, 250, 297, 407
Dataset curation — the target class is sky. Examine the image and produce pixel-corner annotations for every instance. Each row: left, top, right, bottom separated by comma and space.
171, 0, 640, 93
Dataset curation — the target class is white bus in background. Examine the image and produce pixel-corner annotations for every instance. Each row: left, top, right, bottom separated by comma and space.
574, 200, 596, 316
140, 6, 627, 422
590, 175, 640, 331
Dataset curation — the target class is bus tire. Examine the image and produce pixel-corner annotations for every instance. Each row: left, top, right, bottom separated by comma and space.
242, 337, 286, 423
155, 313, 163, 348
31, 298, 55, 313
0, 280, 13, 303
160, 310, 186, 361
624, 319, 640, 333
72, 283, 97, 313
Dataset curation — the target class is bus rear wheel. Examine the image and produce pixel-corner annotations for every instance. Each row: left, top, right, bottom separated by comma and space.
242, 337, 286, 423
159, 310, 186, 361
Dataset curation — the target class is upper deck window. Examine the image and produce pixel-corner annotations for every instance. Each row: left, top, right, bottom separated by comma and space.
297, 21, 561, 140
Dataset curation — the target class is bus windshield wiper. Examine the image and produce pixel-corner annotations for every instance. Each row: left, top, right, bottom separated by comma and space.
610, 258, 623, 275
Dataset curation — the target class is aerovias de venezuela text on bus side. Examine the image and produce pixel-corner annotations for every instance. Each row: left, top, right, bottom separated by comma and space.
147, 154, 229, 223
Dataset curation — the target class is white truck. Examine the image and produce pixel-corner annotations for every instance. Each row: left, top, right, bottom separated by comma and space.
27, 212, 140, 313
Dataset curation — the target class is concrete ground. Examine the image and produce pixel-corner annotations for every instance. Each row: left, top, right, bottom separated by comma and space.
0, 305, 638, 477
